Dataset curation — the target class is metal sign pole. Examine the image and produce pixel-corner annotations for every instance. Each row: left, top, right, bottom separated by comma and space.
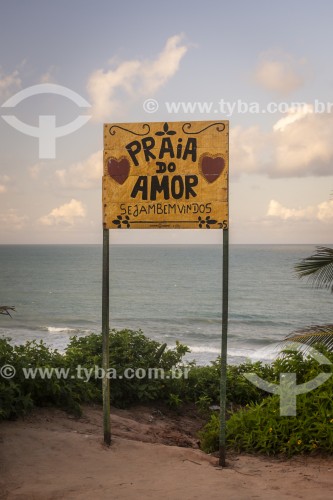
219, 227, 229, 466
102, 227, 111, 445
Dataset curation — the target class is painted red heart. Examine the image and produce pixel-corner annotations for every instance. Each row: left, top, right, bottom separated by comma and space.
107, 157, 130, 185
200, 155, 225, 183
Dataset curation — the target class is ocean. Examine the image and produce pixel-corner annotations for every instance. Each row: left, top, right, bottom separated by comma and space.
0, 244, 332, 365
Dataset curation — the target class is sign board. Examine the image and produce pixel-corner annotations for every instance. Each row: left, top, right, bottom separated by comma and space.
103, 120, 228, 229
101, 120, 230, 463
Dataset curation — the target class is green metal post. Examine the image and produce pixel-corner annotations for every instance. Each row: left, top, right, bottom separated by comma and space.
102, 227, 111, 445
219, 228, 229, 466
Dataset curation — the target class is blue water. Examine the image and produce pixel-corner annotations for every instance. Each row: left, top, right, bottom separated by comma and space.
0, 244, 332, 364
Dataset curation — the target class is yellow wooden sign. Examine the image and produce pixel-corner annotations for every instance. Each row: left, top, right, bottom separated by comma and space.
103, 120, 229, 229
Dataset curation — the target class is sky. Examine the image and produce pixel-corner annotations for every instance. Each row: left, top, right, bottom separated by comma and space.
0, 0, 333, 244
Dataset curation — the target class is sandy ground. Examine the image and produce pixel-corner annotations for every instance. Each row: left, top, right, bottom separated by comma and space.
1, 405, 333, 500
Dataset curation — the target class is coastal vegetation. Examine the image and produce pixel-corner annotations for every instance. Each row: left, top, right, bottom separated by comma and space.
199, 347, 333, 456
198, 246, 333, 456
285, 246, 333, 351
295, 246, 333, 293
1, 329, 332, 457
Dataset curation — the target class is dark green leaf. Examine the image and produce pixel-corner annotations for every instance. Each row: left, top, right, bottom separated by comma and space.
295, 246, 333, 293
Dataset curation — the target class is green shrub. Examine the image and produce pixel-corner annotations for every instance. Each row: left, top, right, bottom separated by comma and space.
0, 330, 190, 418
0, 380, 34, 420
167, 358, 271, 408
227, 388, 333, 456
226, 360, 274, 405
176, 363, 220, 404
198, 412, 220, 453
66, 329, 189, 407
0, 330, 275, 420
167, 393, 183, 410
0, 337, 98, 418
199, 349, 333, 456
195, 394, 213, 416
4, 324, 331, 459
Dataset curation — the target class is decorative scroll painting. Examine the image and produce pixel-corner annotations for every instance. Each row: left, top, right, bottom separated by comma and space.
103, 121, 229, 229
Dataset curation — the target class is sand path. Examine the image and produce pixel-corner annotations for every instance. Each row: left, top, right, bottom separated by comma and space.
1, 406, 332, 499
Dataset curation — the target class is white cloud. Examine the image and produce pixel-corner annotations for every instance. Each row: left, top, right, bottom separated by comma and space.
0, 175, 10, 193
39, 66, 57, 83
0, 209, 28, 229
28, 163, 43, 179
273, 107, 333, 176
317, 200, 333, 221
273, 105, 313, 132
139, 35, 189, 94
39, 199, 86, 226
87, 34, 188, 120
0, 68, 21, 99
56, 150, 102, 189
231, 106, 333, 178
267, 199, 333, 222
230, 125, 271, 176
255, 51, 307, 94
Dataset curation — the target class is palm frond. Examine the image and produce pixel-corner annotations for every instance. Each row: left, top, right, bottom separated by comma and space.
0, 306, 16, 318
280, 324, 333, 353
294, 246, 333, 293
